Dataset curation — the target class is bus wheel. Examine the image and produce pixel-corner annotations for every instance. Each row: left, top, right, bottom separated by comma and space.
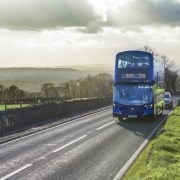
118, 117, 123, 121
153, 115, 157, 120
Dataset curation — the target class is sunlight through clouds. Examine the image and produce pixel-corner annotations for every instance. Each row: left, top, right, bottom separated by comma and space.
0, 0, 180, 67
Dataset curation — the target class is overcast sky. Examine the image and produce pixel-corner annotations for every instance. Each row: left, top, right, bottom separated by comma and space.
0, 0, 180, 67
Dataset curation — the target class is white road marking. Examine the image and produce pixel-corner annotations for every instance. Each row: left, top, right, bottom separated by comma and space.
0, 109, 110, 147
38, 156, 46, 160
0, 164, 32, 180
113, 110, 174, 180
96, 121, 115, 130
52, 135, 87, 153
168, 111, 173, 116
46, 144, 56, 146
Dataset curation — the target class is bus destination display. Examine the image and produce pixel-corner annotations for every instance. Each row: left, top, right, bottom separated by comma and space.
121, 73, 146, 79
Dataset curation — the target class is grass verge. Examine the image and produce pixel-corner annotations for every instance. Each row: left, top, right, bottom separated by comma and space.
0, 104, 30, 111
123, 104, 180, 180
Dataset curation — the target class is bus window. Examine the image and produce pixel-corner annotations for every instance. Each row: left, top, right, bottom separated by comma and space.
118, 59, 127, 68
117, 54, 150, 69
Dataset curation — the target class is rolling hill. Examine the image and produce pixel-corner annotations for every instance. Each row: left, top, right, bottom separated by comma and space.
0, 65, 113, 92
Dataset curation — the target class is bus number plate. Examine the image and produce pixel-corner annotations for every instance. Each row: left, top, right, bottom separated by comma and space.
128, 115, 137, 118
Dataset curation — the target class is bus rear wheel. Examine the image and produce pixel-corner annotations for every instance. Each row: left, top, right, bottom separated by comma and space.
118, 117, 123, 121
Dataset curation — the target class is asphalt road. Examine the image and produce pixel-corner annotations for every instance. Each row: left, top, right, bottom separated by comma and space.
0, 96, 179, 180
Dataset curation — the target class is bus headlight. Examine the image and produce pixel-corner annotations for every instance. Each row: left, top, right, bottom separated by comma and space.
144, 104, 153, 109
148, 104, 153, 109
113, 103, 116, 108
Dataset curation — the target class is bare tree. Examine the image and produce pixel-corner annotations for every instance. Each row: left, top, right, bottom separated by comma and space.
69, 80, 77, 100
41, 83, 55, 98
138, 45, 159, 56
76, 78, 83, 99
0, 85, 5, 99
8, 85, 19, 99
138, 45, 179, 92
58, 82, 70, 100
95, 73, 113, 97
161, 54, 175, 69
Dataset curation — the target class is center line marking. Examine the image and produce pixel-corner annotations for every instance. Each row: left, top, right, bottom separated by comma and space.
96, 121, 115, 131
52, 135, 87, 153
0, 164, 32, 180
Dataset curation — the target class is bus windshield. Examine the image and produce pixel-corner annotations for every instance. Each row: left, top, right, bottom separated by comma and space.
114, 84, 152, 105
117, 53, 150, 69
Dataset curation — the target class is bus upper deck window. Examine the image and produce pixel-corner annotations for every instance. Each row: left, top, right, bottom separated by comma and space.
118, 59, 127, 68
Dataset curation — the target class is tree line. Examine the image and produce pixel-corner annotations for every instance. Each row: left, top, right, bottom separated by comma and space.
0, 73, 113, 103
139, 46, 179, 92
0, 85, 28, 100
41, 73, 113, 99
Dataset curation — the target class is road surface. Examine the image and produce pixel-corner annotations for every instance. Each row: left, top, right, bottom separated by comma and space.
0, 96, 179, 180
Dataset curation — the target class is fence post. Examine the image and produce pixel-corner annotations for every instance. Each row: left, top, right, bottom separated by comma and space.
20, 99, 22, 109
5, 99, 7, 111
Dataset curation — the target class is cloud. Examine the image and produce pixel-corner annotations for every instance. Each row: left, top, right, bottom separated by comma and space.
106, 0, 180, 27
78, 22, 103, 34
0, 0, 102, 31
0, 0, 180, 32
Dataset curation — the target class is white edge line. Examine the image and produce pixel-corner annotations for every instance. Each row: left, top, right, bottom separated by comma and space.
96, 121, 115, 131
52, 135, 87, 153
0, 164, 32, 180
168, 111, 173, 116
113, 110, 174, 180
0, 109, 110, 146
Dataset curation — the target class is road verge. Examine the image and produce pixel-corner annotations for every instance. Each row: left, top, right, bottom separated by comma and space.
123, 102, 180, 180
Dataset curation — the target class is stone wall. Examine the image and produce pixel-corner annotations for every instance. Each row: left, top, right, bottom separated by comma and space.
0, 97, 112, 133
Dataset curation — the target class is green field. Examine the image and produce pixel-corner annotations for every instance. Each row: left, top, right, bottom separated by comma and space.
123, 103, 180, 180
0, 104, 30, 111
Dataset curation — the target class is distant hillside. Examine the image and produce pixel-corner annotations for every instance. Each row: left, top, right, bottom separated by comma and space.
0, 66, 112, 92
67, 64, 114, 73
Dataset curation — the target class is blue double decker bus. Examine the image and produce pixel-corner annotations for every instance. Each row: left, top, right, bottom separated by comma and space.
113, 50, 165, 120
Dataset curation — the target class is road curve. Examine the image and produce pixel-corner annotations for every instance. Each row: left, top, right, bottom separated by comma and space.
0, 96, 179, 180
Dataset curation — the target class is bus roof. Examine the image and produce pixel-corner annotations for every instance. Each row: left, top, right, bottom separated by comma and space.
116, 50, 152, 57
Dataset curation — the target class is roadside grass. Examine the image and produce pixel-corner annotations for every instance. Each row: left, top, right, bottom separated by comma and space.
0, 104, 30, 111
123, 104, 180, 180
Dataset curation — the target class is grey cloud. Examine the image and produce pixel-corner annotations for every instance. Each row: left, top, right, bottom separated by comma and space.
0, 0, 102, 31
1, 0, 180, 32
78, 22, 103, 34
106, 0, 180, 27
